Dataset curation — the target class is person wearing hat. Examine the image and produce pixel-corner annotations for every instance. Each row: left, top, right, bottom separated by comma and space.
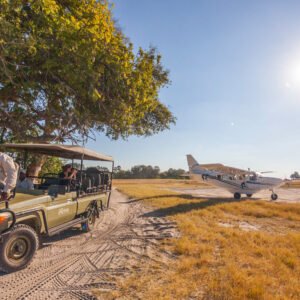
16, 169, 34, 190
0, 152, 19, 200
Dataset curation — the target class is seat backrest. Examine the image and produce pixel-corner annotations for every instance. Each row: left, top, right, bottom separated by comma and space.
40, 177, 61, 188
81, 178, 91, 192
48, 185, 67, 196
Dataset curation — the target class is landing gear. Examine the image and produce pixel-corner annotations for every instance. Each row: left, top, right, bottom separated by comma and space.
234, 192, 241, 200
271, 193, 278, 201
246, 194, 253, 198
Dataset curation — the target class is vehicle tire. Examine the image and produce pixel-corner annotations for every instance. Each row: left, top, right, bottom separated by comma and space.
271, 194, 278, 201
0, 224, 39, 273
246, 194, 253, 197
81, 206, 97, 233
234, 192, 241, 200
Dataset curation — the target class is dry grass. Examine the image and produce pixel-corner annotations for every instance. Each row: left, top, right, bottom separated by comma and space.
113, 178, 211, 188
282, 180, 300, 189
104, 180, 300, 299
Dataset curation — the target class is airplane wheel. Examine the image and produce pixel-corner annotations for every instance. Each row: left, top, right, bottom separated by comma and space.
234, 192, 241, 200
271, 194, 278, 201
246, 194, 253, 197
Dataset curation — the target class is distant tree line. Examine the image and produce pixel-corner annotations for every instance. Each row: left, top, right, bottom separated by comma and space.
290, 171, 300, 179
113, 165, 186, 179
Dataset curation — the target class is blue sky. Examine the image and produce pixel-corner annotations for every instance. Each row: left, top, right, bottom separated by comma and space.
87, 0, 300, 177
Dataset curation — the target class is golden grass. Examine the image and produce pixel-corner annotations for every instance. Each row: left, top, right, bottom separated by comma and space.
105, 180, 300, 299
113, 178, 211, 188
282, 180, 300, 189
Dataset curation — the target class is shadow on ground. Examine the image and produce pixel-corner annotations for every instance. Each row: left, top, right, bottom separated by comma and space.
40, 227, 83, 246
139, 195, 254, 218
126, 194, 197, 203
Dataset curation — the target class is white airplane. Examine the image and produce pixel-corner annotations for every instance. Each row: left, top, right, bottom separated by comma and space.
187, 155, 284, 200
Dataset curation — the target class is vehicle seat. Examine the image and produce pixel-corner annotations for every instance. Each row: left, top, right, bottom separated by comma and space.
81, 178, 92, 193
48, 185, 67, 196
39, 178, 61, 189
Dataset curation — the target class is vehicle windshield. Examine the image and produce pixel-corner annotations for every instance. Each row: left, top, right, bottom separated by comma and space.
249, 173, 257, 181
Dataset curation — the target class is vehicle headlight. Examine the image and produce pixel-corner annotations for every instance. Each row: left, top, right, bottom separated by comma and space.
0, 212, 11, 233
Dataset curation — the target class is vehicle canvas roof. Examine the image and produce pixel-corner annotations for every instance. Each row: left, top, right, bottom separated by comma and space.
0, 143, 113, 162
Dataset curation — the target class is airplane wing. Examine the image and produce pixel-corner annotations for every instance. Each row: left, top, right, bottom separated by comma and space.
187, 155, 249, 176
199, 164, 248, 175
208, 165, 249, 175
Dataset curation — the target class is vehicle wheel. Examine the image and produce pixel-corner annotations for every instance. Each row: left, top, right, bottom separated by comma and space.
81, 206, 97, 233
271, 194, 278, 201
246, 194, 253, 197
234, 192, 241, 200
0, 224, 39, 273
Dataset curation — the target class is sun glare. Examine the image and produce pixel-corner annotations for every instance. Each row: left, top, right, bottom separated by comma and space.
285, 60, 300, 88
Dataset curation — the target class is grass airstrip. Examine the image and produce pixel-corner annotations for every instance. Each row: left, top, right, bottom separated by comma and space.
107, 179, 300, 299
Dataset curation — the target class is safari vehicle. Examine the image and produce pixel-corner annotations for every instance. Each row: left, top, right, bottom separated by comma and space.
0, 143, 114, 273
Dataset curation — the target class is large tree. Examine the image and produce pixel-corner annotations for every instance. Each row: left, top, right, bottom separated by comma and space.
0, 0, 174, 144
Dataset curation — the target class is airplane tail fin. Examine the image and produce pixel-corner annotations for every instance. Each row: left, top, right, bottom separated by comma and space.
186, 154, 200, 171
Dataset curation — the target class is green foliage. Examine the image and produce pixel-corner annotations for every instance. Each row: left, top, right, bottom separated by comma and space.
114, 165, 160, 179
114, 165, 186, 179
131, 165, 160, 179
39, 157, 62, 176
290, 171, 300, 179
160, 168, 186, 179
0, 0, 175, 144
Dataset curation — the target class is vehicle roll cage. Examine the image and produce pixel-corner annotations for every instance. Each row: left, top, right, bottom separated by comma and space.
0, 143, 114, 209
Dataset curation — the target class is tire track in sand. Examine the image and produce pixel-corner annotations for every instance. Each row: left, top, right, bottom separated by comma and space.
0, 190, 177, 300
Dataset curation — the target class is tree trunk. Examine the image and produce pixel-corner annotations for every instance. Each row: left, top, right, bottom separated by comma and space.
27, 155, 47, 178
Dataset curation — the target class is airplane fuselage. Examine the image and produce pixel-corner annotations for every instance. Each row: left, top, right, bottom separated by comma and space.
191, 172, 282, 195
187, 155, 283, 199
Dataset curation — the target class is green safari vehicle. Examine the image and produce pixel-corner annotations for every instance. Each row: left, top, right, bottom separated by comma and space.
0, 143, 114, 273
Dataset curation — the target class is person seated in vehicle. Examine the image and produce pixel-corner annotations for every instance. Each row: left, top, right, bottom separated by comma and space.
57, 164, 71, 186
69, 167, 78, 179
16, 169, 34, 190
69, 168, 79, 191
0, 152, 18, 201
59, 165, 79, 190
59, 164, 72, 179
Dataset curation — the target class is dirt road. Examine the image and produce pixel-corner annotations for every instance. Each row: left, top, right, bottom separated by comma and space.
0, 190, 177, 300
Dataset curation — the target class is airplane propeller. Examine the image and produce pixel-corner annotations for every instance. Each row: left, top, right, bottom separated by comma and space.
247, 168, 275, 175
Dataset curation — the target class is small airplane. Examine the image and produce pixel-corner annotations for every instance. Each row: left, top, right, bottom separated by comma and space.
187, 155, 284, 200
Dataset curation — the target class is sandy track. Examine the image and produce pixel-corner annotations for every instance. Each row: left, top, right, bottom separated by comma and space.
0, 190, 176, 300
